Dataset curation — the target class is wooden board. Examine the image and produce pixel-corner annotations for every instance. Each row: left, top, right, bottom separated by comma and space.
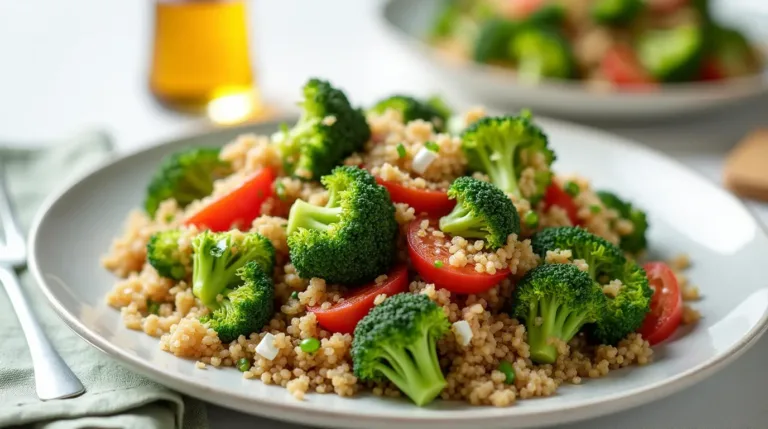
723, 129, 768, 202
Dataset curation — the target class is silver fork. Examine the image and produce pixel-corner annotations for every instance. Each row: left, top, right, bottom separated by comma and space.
0, 161, 85, 400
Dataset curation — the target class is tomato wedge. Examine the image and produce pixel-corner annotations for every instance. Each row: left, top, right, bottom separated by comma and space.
504, 0, 545, 18
637, 262, 683, 345
308, 265, 410, 334
407, 217, 509, 294
543, 183, 580, 226
376, 177, 456, 217
601, 45, 658, 90
185, 167, 275, 232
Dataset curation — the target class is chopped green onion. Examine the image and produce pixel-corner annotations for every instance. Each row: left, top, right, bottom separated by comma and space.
237, 357, 252, 372
396, 143, 407, 158
590, 204, 602, 214
498, 361, 515, 384
290, 291, 299, 300
147, 300, 160, 315
275, 181, 287, 201
434, 260, 444, 268
300, 338, 321, 354
523, 211, 539, 228
564, 181, 580, 197
424, 141, 440, 153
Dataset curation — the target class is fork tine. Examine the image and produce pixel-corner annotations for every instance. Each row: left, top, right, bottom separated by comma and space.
0, 161, 26, 247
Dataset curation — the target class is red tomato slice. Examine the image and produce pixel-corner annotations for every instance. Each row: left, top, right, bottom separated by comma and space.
407, 217, 509, 294
376, 177, 456, 217
504, 0, 545, 18
308, 265, 410, 334
543, 183, 580, 226
601, 45, 658, 90
698, 58, 726, 82
184, 167, 275, 232
637, 262, 683, 345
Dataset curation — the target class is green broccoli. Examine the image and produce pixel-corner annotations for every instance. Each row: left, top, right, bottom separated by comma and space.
526, 3, 567, 26
286, 166, 398, 285
531, 226, 652, 345
460, 113, 555, 203
439, 177, 520, 249
472, 18, 518, 63
707, 25, 761, 78
429, 0, 463, 39
596, 190, 649, 254
591, 0, 643, 26
144, 147, 232, 217
191, 230, 276, 308
199, 261, 274, 343
509, 26, 575, 81
146, 229, 189, 280
352, 293, 450, 406
510, 264, 605, 363
274, 78, 370, 180
369, 95, 451, 132
637, 25, 705, 82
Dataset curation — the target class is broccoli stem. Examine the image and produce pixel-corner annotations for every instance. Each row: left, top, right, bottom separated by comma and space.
478, 133, 520, 198
286, 199, 343, 235
526, 296, 588, 364
439, 205, 488, 239
375, 335, 446, 407
192, 258, 236, 309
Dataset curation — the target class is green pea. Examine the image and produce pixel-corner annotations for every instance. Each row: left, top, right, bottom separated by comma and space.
290, 291, 299, 300
300, 338, 321, 354
237, 357, 251, 372
498, 361, 515, 384
523, 211, 539, 228
590, 204, 602, 214
564, 181, 580, 197
434, 260, 444, 268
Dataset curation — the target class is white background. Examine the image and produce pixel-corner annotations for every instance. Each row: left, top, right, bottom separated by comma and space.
1, 1, 768, 428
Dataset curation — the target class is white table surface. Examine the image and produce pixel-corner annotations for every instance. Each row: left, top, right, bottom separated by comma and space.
2, 1, 768, 428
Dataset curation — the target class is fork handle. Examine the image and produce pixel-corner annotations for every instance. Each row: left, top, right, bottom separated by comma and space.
0, 266, 85, 400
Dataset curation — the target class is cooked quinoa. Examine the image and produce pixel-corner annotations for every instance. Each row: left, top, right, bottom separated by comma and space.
102, 106, 700, 407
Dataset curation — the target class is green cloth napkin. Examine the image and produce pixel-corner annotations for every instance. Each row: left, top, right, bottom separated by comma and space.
0, 132, 208, 429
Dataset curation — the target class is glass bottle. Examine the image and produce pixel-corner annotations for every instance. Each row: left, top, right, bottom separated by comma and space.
149, 0, 261, 123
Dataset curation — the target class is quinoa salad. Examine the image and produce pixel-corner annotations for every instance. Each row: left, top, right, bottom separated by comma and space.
429, 0, 764, 90
102, 78, 700, 407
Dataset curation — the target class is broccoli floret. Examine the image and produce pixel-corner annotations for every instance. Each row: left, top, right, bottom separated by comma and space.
199, 261, 274, 343
369, 95, 451, 132
509, 26, 575, 81
352, 293, 450, 406
526, 3, 567, 26
596, 190, 649, 254
531, 226, 652, 344
274, 78, 370, 180
286, 166, 398, 285
510, 264, 605, 363
531, 226, 626, 284
439, 177, 520, 249
429, 0, 463, 39
460, 113, 555, 202
473, 18, 518, 63
144, 148, 232, 217
708, 25, 761, 78
637, 25, 705, 82
147, 229, 189, 280
591, 0, 643, 26
191, 230, 276, 308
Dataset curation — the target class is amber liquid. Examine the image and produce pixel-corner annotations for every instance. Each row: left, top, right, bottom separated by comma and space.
149, 0, 258, 114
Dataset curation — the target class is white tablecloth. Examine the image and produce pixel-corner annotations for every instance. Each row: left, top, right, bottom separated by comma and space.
1, 1, 767, 428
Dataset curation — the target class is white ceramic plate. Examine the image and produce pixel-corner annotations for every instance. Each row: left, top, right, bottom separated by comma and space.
379, 0, 768, 121
29, 118, 768, 429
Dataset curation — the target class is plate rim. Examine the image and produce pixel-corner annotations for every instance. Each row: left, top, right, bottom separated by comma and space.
27, 117, 768, 429
378, 0, 768, 99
